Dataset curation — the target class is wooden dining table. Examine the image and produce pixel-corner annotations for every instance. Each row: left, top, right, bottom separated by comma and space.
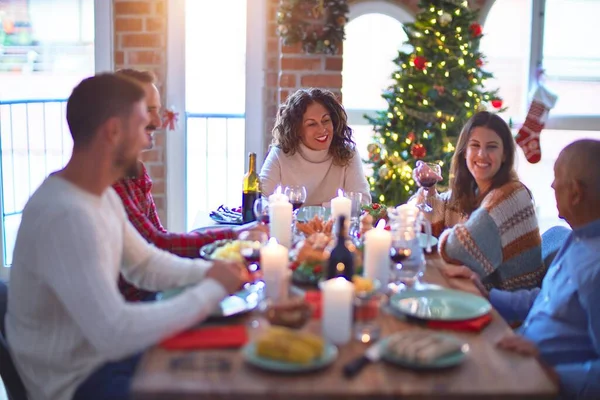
131, 250, 558, 400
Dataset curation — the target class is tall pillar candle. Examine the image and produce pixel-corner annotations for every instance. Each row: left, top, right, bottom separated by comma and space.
364, 219, 392, 290
322, 277, 354, 345
330, 189, 352, 222
260, 237, 289, 302
268, 187, 293, 248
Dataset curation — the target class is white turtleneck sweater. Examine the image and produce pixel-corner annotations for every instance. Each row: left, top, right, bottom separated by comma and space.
259, 144, 371, 206
6, 175, 227, 400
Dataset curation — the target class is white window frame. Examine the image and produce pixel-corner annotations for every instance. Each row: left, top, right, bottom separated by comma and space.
484, 0, 599, 131
166, 0, 267, 233
345, 1, 415, 127
0, 0, 113, 280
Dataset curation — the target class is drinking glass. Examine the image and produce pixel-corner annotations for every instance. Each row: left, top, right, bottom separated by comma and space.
389, 226, 425, 291
345, 192, 364, 241
238, 230, 269, 276
284, 185, 307, 217
413, 161, 442, 213
253, 197, 270, 225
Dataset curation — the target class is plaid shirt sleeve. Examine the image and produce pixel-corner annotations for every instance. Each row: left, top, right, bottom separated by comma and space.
113, 181, 237, 302
113, 182, 237, 258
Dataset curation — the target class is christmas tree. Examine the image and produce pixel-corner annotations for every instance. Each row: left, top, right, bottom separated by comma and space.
365, 0, 504, 206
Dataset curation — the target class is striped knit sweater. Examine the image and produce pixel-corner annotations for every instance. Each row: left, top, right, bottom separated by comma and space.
423, 181, 545, 291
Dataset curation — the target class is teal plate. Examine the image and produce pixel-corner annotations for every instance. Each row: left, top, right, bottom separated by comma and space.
389, 288, 491, 321
242, 341, 338, 373
380, 334, 468, 370
296, 206, 331, 222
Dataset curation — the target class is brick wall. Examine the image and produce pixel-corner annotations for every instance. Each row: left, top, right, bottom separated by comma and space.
113, 0, 168, 224
263, 0, 488, 152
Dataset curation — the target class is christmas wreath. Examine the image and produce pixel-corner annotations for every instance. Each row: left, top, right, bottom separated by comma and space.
276, 0, 349, 55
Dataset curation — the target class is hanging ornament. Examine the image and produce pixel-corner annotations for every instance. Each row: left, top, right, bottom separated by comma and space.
476, 58, 484, 67
367, 143, 379, 153
469, 22, 483, 38
378, 165, 390, 179
407, 131, 416, 142
433, 85, 445, 95
336, 16, 346, 26
491, 99, 503, 109
410, 143, 427, 159
162, 107, 179, 131
439, 12, 452, 26
413, 55, 428, 71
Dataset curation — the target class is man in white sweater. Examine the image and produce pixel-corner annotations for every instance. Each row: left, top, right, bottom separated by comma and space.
5, 73, 248, 400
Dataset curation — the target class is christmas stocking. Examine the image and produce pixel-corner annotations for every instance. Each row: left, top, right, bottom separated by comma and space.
516, 84, 558, 163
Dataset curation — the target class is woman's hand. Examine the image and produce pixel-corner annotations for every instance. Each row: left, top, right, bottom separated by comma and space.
440, 265, 489, 298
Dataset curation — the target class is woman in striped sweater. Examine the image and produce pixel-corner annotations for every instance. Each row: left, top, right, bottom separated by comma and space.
417, 112, 545, 290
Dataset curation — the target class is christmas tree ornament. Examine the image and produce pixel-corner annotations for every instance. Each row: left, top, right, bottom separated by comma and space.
378, 165, 390, 179
516, 83, 558, 164
162, 107, 179, 131
439, 12, 452, 26
410, 143, 427, 159
413, 55, 428, 70
491, 99, 503, 109
407, 132, 416, 142
469, 22, 482, 37
476, 58, 484, 67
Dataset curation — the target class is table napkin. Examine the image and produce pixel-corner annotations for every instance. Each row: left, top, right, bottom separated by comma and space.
160, 325, 248, 350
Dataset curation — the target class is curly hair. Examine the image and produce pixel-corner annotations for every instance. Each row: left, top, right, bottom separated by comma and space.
271, 88, 356, 166
449, 111, 519, 215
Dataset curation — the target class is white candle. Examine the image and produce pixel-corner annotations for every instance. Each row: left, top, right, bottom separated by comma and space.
322, 277, 354, 345
260, 237, 289, 302
330, 189, 352, 222
268, 187, 293, 248
364, 219, 392, 289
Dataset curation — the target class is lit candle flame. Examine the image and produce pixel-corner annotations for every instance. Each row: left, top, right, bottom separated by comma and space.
337, 188, 344, 197
268, 237, 279, 246
275, 186, 282, 195
376, 219, 387, 230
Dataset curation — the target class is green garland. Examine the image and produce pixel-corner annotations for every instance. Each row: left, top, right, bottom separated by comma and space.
276, 0, 349, 55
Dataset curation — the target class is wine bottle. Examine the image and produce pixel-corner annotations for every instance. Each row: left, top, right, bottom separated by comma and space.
242, 152, 260, 223
326, 216, 354, 281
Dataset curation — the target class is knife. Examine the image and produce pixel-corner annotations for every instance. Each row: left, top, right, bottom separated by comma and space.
342, 341, 382, 378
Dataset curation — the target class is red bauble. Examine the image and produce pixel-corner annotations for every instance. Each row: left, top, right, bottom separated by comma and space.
491, 99, 503, 109
413, 56, 427, 70
411, 143, 426, 159
469, 23, 483, 37
407, 132, 416, 142
476, 58, 484, 67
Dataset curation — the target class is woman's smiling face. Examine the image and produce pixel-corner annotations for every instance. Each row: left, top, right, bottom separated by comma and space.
299, 102, 333, 151
465, 126, 505, 191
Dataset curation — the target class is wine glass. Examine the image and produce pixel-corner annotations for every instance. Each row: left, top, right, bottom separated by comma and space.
238, 230, 269, 277
284, 185, 307, 220
284, 185, 307, 211
253, 197, 270, 225
413, 161, 442, 213
389, 226, 424, 291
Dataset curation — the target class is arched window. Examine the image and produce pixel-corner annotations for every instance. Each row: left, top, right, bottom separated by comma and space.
342, 2, 413, 165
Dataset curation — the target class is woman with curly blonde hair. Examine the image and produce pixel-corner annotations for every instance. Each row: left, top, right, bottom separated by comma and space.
260, 88, 371, 206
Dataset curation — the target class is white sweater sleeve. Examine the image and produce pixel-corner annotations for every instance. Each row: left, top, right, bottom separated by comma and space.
36, 208, 227, 360
344, 150, 372, 204
259, 148, 281, 196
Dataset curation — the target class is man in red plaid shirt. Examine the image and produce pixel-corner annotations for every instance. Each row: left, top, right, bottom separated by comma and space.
113, 69, 253, 301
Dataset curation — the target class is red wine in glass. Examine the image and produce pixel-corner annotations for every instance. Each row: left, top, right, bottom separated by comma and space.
257, 214, 270, 224
418, 177, 438, 188
390, 247, 412, 263
291, 201, 304, 211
